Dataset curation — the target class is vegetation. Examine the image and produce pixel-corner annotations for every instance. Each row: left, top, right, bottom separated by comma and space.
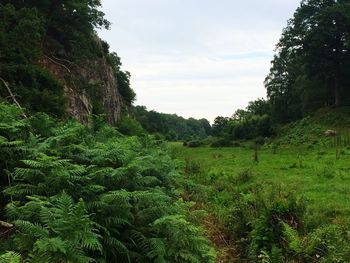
212, 98, 273, 141
2, 0, 350, 262
0, 103, 215, 262
0, 1, 135, 116
171, 120, 350, 262
0, 3, 67, 117
213, 0, 350, 142
133, 106, 211, 141
265, 0, 350, 122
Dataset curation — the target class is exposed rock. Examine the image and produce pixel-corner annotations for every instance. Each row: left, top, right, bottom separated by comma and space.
39, 54, 123, 126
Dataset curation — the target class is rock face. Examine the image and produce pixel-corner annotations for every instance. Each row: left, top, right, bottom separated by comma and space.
39, 54, 123, 126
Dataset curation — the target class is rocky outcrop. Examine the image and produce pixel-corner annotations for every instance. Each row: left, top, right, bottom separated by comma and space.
39, 54, 123, 126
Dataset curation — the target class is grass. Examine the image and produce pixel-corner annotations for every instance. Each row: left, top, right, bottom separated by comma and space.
170, 141, 350, 261
171, 142, 350, 223
170, 109, 350, 261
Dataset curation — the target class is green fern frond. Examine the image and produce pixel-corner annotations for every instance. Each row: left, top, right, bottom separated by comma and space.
0, 251, 21, 263
104, 236, 129, 253
101, 190, 130, 204
281, 222, 303, 254
14, 220, 49, 238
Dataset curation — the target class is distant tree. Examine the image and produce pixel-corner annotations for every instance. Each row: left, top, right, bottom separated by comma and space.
246, 98, 271, 116
232, 109, 249, 121
132, 106, 211, 140
212, 116, 230, 137
199, 118, 212, 136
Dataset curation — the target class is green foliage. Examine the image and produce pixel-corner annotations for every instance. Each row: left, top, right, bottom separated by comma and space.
0, 1, 131, 119
117, 116, 145, 136
0, 103, 215, 262
210, 138, 234, 148
0, 4, 44, 64
248, 190, 305, 261
0, 251, 21, 263
152, 215, 216, 262
108, 52, 136, 105
171, 139, 350, 262
211, 116, 230, 137
265, 0, 350, 122
187, 140, 203, 148
134, 105, 211, 141
212, 98, 274, 141
0, 4, 67, 117
3, 0, 110, 59
6, 194, 101, 263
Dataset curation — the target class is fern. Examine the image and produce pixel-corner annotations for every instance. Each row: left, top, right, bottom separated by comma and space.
281, 222, 303, 254
0, 103, 215, 262
0, 251, 21, 263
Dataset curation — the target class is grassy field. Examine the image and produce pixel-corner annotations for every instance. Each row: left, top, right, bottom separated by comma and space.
170, 141, 350, 262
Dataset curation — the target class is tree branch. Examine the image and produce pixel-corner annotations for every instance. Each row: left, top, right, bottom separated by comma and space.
44, 54, 71, 73
0, 220, 13, 229
0, 77, 28, 118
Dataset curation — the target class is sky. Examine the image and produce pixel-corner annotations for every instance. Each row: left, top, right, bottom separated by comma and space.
98, 0, 301, 122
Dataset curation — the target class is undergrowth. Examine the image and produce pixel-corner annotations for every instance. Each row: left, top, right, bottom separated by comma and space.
0, 102, 215, 262
173, 136, 350, 262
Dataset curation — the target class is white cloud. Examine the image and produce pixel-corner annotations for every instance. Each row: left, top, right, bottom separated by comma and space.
98, 0, 301, 122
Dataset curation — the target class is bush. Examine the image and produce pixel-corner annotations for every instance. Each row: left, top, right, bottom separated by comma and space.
255, 136, 266, 145
187, 140, 203, 148
184, 159, 202, 176
117, 116, 145, 136
210, 138, 234, 147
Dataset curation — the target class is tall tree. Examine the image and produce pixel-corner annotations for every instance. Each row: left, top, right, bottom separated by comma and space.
265, 0, 350, 122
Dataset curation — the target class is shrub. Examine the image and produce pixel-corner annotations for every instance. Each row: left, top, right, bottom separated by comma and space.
117, 116, 145, 136
184, 159, 202, 176
236, 169, 252, 184
187, 140, 203, 148
210, 138, 233, 147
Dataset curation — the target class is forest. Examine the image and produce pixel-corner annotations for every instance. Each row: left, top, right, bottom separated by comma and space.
1, 0, 350, 262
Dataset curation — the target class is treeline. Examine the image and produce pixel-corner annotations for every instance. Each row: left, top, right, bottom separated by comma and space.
119, 105, 212, 141
265, 0, 350, 123
212, 99, 273, 141
213, 0, 350, 142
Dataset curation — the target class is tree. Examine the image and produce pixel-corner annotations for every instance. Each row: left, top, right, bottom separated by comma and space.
246, 98, 271, 116
265, 0, 350, 122
108, 52, 136, 105
212, 117, 230, 137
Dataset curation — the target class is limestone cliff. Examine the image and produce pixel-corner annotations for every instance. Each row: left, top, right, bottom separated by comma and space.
39, 54, 123, 126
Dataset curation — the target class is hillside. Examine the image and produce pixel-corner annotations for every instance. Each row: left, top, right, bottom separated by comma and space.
0, 2, 135, 125
275, 107, 350, 146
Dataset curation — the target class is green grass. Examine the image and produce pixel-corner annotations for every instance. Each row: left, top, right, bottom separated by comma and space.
170, 109, 350, 262
171, 142, 350, 225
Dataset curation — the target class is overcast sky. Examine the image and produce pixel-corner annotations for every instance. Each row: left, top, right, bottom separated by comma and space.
98, 0, 301, 122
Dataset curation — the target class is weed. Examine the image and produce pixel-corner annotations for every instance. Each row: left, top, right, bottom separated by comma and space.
184, 158, 202, 176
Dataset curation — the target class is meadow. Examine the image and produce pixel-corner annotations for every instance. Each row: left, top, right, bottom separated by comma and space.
171, 141, 350, 262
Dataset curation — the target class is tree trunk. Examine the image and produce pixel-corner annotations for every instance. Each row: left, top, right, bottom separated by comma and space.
334, 33, 342, 107
334, 78, 340, 107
